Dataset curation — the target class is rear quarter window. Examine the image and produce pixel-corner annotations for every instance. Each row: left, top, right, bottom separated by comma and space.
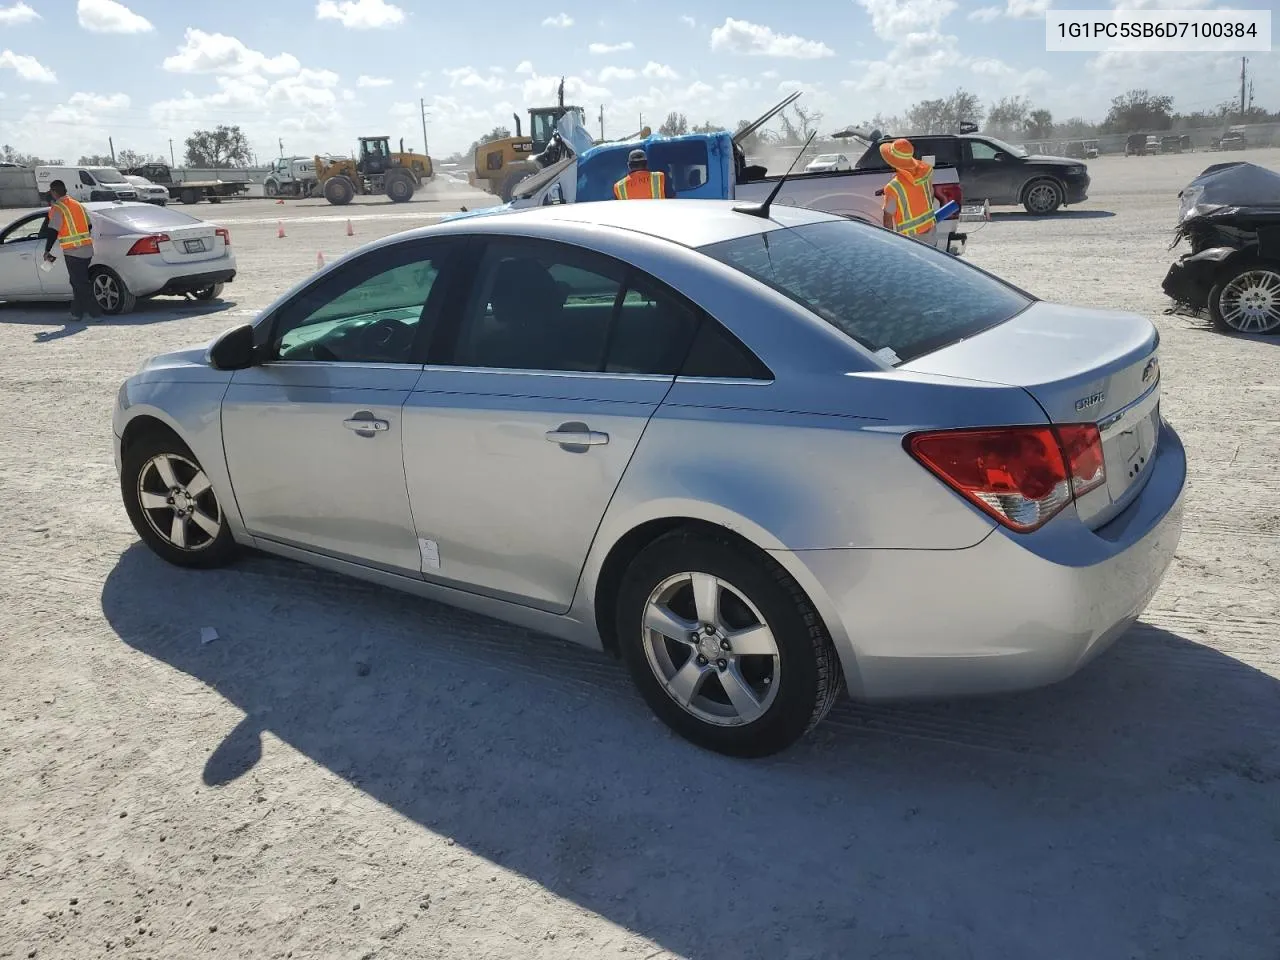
699, 219, 1031, 364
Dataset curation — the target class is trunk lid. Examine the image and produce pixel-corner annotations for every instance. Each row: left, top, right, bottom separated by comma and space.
901, 301, 1161, 527
156, 223, 223, 265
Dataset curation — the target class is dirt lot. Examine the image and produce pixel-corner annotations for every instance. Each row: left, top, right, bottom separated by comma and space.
2, 154, 1278, 960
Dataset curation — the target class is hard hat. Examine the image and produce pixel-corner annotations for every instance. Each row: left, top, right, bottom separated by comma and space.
627, 148, 647, 168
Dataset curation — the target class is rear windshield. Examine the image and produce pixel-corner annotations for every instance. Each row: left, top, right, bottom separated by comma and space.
698, 219, 1031, 364
103, 206, 202, 230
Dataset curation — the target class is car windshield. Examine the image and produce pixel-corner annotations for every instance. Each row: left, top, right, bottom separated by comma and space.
980, 136, 1027, 158
699, 219, 1031, 364
92, 167, 127, 183
101, 206, 202, 230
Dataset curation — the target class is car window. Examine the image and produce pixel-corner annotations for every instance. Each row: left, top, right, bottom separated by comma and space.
968, 140, 1002, 161
79, 170, 95, 186
448, 238, 699, 375
1, 215, 46, 244
699, 219, 1031, 365
270, 241, 450, 364
103, 207, 201, 230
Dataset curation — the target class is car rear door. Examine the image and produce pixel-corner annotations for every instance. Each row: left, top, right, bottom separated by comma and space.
400, 235, 700, 613
219, 237, 459, 576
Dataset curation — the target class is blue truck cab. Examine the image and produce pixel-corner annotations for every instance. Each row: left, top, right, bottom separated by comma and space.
573, 132, 734, 201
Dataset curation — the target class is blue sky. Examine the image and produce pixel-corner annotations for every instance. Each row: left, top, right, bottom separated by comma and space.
0, 0, 1273, 163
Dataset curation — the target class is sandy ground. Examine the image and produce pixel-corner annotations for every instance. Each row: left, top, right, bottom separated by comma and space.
2, 156, 1279, 960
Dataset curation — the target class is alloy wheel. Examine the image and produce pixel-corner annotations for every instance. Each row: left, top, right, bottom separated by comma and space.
136, 453, 223, 551
1026, 182, 1060, 214
641, 571, 781, 727
1219, 269, 1280, 333
92, 274, 121, 312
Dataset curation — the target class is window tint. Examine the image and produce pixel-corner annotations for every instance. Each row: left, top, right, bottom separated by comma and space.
448, 239, 699, 375
680, 318, 773, 380
103, 206, 202, 230
699, 220, 1031, 365
968, 140, 1001, 161
79, 170, 95, 186
270, 242, 449, 363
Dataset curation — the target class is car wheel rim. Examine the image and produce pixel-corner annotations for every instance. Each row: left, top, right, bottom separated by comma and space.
1220, 270, 1280, 333
641, 571, 781, 727
137, 453, 223, 551
1028, 184, 1057, 212
92, 274, 119, 311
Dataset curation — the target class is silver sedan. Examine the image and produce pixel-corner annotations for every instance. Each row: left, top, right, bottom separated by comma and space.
112, 200, 1186, 757
0, 201, 235, 314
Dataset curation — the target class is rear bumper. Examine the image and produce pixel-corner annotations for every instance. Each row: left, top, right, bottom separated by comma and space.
155, 269, 235, 296
782, 419, 1186, 701
1161, 247, 1234, 310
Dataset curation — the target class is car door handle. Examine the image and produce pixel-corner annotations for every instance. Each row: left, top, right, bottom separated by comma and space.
343, 416, 389, 433
545, 424, 609, 446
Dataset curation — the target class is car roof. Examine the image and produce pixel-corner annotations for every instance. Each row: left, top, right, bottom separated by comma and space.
427, 198, 840, 249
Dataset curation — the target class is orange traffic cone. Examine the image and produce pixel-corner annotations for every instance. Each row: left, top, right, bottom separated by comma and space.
345, 219, 353, 237
276, 199, 285, 205
316, 250, 325, 269
277, 221, 285, 239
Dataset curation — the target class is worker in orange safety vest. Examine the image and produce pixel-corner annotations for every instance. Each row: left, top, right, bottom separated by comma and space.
42, 179, 103, 322
613, 149, 676, 200
879, 138, 939, 240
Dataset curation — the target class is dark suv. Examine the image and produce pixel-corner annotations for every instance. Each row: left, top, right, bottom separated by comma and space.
855, 133, 1090, 215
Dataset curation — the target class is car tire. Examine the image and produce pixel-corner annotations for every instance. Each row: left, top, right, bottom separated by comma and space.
264, 179, 278, 198
121, 430, 237, 569
615, 530, 843, 758
194, 283, 225, 301
1207, 261, 1280, 335
90, 267, 136, 315
1022, 178, 1064, 215
324, 176, 355, 206
180, 188, 200, 205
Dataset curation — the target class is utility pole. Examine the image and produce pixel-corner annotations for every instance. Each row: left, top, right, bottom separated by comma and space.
420, 98, 430, 156
1240, 56, 1248, 123
108, 136, 115, 165
168, 139, 175, 167
598, 104, 605, 140
279, 137, 284, 158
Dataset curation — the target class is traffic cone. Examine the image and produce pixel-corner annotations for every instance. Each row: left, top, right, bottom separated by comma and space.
275, 198, 285, 205
345, 219, 353, 237
316, 250, 325, 269
277, 221, 285, 239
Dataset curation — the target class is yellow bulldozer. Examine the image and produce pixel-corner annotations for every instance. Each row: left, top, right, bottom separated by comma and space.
314, 136, 433, 206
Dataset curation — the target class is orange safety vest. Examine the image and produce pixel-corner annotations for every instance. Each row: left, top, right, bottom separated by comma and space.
50, 196, 92, 250
613, 170, 669, 200
883, 167, 937, 236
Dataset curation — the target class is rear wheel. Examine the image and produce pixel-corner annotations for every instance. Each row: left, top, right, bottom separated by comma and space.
323, 176, 354, 206
1022, 178, 1064, 215
121, 431, 237, 569
264, 179, 279, 198
180, 188, 200, 205
90, 268, 136, 315
615, 530, 842, 757
194, 283, 225, 302
385, 169, 415, 203
1208, 262, 1280, 335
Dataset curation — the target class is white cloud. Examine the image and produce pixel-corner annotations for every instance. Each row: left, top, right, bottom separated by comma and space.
0, 49, 56, 82
357, 75, 393, 88
599, 66, 637, 82
589, 41, 635, 54
643, 61, 680, 80
515, 60, 534, 74
443, 66, 505, 93
77, 0, 152, 33
1006, 0, 1049, 16
1113, 0, 1212, 7
762, 69, 779, 79
968, 6, 1001, 20
0, 2, 39, 25
680, 15, 696, 27
315, 0, 405, 28
709, 18, 835, 59
542, 12, 573, 27
856, 0, 956, 40
522, 71, 610, 104
163, 29, 301, 77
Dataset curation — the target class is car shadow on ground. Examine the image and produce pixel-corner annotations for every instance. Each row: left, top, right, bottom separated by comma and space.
990, 210, 1117, 222
101, 545, 1280, 958
0, 298, 236, 342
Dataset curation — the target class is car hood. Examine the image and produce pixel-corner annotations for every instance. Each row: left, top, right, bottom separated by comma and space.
133, 345, 228, 384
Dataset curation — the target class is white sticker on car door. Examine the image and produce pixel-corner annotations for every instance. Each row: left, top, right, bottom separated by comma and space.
417, 537, 440, 570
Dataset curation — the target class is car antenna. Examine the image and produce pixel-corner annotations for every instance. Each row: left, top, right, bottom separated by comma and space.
733, 131, 816, 219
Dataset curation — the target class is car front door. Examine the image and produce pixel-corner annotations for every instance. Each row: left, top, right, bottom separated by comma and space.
220, 238, 458, 575
401, 236, 701, 613
962, 138, 1017, 204
0, 213, 50, 298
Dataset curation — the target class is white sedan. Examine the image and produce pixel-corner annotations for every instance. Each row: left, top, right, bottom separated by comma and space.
0, 201, 235, 315
804, 153, 852, 173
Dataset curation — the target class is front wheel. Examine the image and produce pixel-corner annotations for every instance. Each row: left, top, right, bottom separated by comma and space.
615, 531, 842, 757
91, 268, 136, 315
120, 431, 237, 568
1022, 178, 1064, 215
1208, 262, 1280, 335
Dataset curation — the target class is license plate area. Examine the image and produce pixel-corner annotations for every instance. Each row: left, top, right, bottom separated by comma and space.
184, 239, 206, 253
1100, 386, 1160, 502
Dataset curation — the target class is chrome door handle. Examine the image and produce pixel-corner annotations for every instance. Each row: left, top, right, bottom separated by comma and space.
545, 423, 609, 446
343, 416, 389, 433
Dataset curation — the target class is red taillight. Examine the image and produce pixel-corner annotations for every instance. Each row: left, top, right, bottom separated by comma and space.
906, 423, 1107, 532
126, 233, 169, 256
934, 182, 962, 219
215, 227, 230, 246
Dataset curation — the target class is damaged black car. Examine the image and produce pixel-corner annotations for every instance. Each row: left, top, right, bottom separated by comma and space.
1162, 161, 1280, 335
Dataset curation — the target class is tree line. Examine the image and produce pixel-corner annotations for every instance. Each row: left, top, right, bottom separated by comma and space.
1, 124, 255, 169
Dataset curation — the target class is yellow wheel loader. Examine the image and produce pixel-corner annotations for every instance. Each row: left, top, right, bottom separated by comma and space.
314, 136, 433, 206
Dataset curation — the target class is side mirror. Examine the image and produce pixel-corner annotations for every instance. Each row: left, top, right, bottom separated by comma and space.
208, 323, 257, 371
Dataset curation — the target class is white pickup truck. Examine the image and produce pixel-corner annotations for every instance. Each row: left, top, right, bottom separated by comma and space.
472, 93, 967, 256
